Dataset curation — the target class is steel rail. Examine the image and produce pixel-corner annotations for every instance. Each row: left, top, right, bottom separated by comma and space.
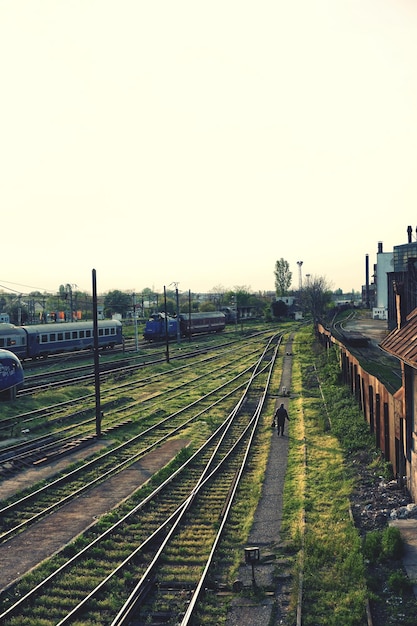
17, 329, 267, 395
110, 336, 280, 626
179, 338, 280, 625
1, 332, 266, 434
0, 337, 281, 623
0, 345, 276, 542
0, 338, 265, 477
1, 346, 256, 475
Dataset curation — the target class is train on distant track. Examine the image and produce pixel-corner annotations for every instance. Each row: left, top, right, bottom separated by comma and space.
0, 320, 123, 360
143, 311, 226, 341
0, 349, 24, 398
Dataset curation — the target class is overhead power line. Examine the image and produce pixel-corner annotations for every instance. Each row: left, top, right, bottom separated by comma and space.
0, 279, 51, 294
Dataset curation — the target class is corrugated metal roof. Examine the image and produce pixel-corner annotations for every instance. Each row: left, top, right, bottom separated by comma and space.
380, 307, 417, 367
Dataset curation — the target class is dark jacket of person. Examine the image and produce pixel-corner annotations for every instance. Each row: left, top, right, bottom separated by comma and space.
275, 404, 289, 425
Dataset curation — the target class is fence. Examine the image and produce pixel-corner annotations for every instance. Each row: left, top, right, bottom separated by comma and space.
316, 323, 405, 484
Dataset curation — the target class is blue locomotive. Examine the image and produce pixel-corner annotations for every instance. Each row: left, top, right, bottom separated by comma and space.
143, 312, 226, 341
0, 349, 24, 399
143, 313, 177, 341
0, 320, 123, 360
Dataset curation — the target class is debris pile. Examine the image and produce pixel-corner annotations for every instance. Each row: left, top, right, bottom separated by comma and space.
390, 502, 417, 520
351, 473, 412, 533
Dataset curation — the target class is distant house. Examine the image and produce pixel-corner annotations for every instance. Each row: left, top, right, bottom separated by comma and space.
272, 296, 302, 320
277, 296, 295, 307
372, 307, 388, 320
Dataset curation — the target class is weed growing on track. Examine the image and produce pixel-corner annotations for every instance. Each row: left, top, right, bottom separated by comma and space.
189, 340, 283, 625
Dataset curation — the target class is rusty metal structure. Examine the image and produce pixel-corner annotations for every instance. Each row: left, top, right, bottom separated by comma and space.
379, 307, 417, 503
318, 286, 417, 503
317, 323, 404, 486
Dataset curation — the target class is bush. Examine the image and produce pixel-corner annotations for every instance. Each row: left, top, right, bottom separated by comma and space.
382, 526, 403, 560
363, 530, 381, 563
388, 569, 412, 595
363, 526, 403, 564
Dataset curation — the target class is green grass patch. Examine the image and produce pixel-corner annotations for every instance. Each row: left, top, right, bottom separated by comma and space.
283, 325, 368, 625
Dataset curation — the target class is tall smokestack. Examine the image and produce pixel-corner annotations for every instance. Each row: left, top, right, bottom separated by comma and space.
365, 254, 370, 309
378, 241, 383, 254
407, 225, 412, 243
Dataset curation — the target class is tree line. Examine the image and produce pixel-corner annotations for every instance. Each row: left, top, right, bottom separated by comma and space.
0, 285, 275, 325
0, 264, 358, 325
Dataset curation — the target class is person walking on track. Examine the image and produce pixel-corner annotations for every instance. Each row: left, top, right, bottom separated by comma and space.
274, 403, 289, 436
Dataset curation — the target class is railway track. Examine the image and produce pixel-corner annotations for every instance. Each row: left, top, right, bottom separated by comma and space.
0, 333, 279, 516
0, 330, 263, 432
0, 336, 270, 479
13, 328, 262, 397
0, 335, 280, 625
0, 346, 272, 539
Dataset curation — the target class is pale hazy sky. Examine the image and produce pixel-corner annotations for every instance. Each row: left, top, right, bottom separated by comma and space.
2, 1, 417, 296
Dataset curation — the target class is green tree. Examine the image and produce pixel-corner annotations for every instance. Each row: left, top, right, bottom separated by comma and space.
103, 290, 132, 318
300, 275, 333, 321
0, 294, 6, 310
164, 298, 176, 315
274, 258, 292, 296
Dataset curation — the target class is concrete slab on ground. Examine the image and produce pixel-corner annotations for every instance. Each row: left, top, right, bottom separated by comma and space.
390, 518, 417, 597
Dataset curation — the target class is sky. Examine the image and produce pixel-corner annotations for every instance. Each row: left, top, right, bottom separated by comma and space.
2, 0, 417, 297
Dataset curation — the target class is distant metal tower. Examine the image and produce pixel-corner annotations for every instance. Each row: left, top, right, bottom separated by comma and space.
297, 261, 303, 290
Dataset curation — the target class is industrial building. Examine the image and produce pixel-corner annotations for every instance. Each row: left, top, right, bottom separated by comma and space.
366, 226, 417, 330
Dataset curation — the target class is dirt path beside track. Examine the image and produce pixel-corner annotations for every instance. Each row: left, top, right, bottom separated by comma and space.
225, 336, 294, 626
0, 438, 189, 592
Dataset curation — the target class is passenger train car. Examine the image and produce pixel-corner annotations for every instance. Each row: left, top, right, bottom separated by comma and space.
143, 312, 226, 341
0, 320, 123, 360
0, 349, 24, 399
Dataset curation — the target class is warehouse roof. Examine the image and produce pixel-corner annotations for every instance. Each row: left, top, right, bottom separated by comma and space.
380, 307, 417, 368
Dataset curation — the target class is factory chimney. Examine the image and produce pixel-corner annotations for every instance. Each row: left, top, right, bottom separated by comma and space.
378, 242, 383, 254
408, 225, 412, 243
365, 254, 370, 309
